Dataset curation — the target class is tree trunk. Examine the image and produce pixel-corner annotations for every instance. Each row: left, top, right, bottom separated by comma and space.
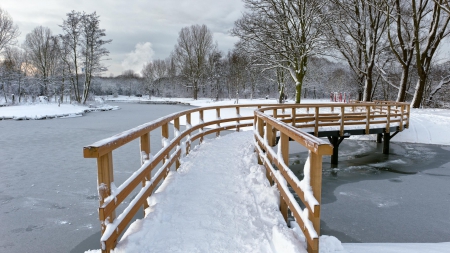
411, 77, 426, 108
396, 67, 409, 102
193, 82, 198, 100
295, 82, 302, 103
363, 67, 373, 101
278, 85, 285, 104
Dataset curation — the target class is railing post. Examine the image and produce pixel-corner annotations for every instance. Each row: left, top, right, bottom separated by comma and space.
236, 106, 240, 132
162, 122, 169, 165
216, 108, 221, 137
405, 104, 410, 128
308, 151, 322, 253
386, 106, 391, 133
279, 132, 289, 222
267, 122, 276, 147
186, 113, 191, 155
365, 105, 371, 134
140, 133, 150, 211
340, 106, 345, 136
314, 107, 319, 136
400, 105, 404, 131
174, 118, 181, 170
97, 152, 116, 251
199, 110, 204, 143
291, 108, 296, 126
257, 116, 264, 138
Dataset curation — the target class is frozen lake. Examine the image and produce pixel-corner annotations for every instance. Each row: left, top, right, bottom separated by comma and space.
1, 102, 449, 252
289, 139, 450, 243
0, 103, 191, 253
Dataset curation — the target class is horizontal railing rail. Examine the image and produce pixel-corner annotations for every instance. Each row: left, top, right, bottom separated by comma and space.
83, 101, 410, 253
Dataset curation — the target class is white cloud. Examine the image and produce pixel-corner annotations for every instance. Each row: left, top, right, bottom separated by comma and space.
121, 42, 154, 75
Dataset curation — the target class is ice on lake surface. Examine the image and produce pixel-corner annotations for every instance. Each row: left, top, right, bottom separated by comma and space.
289, 139, 450, 243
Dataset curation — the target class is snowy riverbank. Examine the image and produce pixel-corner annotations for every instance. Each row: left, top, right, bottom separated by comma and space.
0, 103, 119, 120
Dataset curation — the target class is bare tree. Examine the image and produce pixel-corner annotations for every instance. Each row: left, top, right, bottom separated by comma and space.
410, 0, 450, 108
228, 50, 248, 103
141, 59, 167, 97
141, 62, 155, 96
233, 0, 329, 103
173, 24, 216, 100
80, 12, 111, 104
60, 10, 82, 103
3, 47, 28, 102
381, 0, 415, 102
24, 26, 59, 97
327, 0, 389, 101
0, 8, 20, 53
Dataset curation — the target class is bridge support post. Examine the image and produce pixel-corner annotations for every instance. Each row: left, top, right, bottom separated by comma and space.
383, 132, 391, 154
328, 136, 346, 167
376, 133, 383, 143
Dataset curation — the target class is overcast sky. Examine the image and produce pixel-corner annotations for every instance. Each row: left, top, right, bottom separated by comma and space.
1, 0, 245, 76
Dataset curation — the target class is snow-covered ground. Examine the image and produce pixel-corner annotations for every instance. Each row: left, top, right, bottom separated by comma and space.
0, 102, 119, 120
2, 96, 449, 252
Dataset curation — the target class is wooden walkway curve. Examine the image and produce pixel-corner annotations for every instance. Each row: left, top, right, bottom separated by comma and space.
83, 101, 410, 253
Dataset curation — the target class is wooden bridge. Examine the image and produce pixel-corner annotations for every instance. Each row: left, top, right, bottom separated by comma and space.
83, 101, 410, 253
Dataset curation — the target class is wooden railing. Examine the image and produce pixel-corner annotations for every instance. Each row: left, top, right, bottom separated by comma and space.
254, 107, 333, 253
83, 104, 270, 253
261, 102, 410, 136
83, 101, 410, 253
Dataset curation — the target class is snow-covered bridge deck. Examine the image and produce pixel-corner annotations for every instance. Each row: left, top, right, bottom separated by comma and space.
83, 102, 411, 253
109, 131, 305, 253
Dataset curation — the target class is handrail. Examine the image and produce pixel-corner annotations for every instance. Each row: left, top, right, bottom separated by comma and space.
83, 104, 273, 253
83, 101, 410, 253
254, 107, 333, 253
256, 102, 410, 136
